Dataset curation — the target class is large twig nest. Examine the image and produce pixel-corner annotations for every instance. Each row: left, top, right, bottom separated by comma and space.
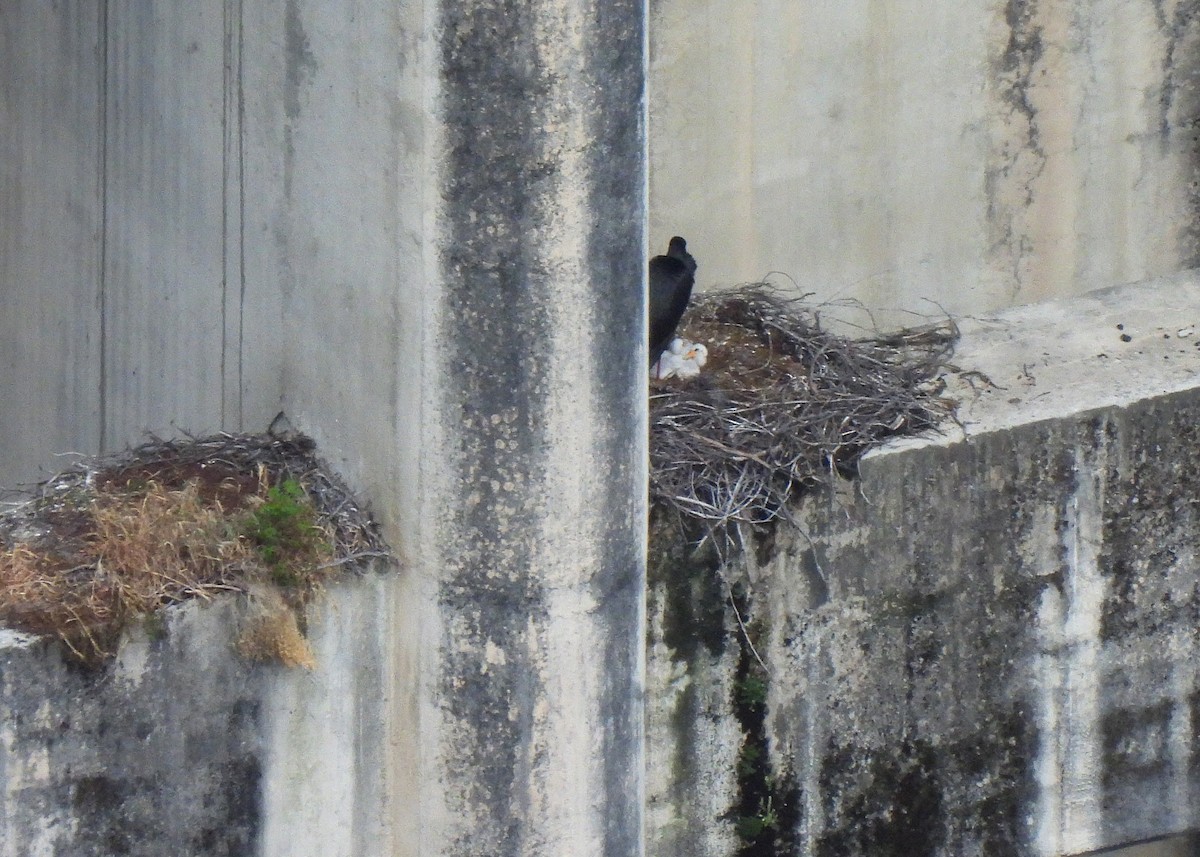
650, 285, 957, 543
0, 431, 389, 664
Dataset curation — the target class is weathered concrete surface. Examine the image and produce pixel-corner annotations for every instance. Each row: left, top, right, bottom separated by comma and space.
648, 0, 1200, 325
419, 3, 648, 854
239, 0, 649, 852
1099, 837, 1200, 857
647, 272, 1200, 856
0, 3, 103, 490
3, 2, 648, 855
934, 270, 1200, 438
101, 3, 230, 448
239, 0, 423, 541
0, 569, 397, 857
0, 2, 274, 491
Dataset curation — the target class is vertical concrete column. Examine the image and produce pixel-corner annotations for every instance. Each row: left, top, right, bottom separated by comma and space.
422, 1, 646, 855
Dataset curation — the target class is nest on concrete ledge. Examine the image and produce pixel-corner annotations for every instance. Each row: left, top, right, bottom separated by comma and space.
0, 431, 390, 666
650, 285, 957, 548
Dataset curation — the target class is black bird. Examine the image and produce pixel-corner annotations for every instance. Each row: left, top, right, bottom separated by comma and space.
648, 236, 697, 370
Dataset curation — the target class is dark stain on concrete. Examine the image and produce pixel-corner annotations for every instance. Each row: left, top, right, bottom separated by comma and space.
650, 380, 1200, 852
436, 6, 581, 844
1101, 394, 1200, 642
1189, 689, 1200, 778
648, 518, 733, 855
283, 0, 316, 122
1102, 701, 1172, 789
997, 0, 1044, 158
817, 739, 946, 857
986, 0, 1046, 295
651, 519, 729, 663
951, 708, 1036, 855
72, 775, 137, 854
435, 1, 644, 854
282, 0, 317, 201
761, 429, 1058, 852
1149, 2, 1200, 266
68, 757, 261, 857
3, 604, 266, 857
815, 705, 1034, 857
728, 581, 800, 857
438, 0, 555, 830
187, 756, 262, 855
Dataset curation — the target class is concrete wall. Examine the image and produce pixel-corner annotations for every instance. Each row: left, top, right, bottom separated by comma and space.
1, 4, 104, 488
648, 0, 1200, 324
0, 572, 397, 857
21, 0, 1199, 488
0, 1, 278, 490
8, 1, 1200, 855
646, 271, 1200, 856
9, 270, 1200, 857
2, 2, 647, 855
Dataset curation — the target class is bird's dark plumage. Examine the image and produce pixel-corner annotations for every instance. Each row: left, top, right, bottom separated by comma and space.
649, 236, 697, 368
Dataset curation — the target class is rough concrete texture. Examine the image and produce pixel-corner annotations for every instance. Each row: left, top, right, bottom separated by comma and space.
240, 0, 427, 544
0, 2, 103, 490
0, 1, 280, 491
648, 0, 1200, 325
424, 2, 647, 855
0, 569, 398, 857
1098, 836, 1200, 857
646, 272, 1200, 856
2, 1, 648, 854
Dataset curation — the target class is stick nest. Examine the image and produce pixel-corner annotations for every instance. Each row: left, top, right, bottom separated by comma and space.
650, 285, 957, 543
0, 431, 390, 665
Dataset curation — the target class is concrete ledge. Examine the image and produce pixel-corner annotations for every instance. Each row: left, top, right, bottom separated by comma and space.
931, 269, 1200, 439
647, 273, 1200, 856
0, 565, 399, 857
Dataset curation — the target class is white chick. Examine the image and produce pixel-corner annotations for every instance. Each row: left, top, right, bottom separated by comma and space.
653, 339, 686, 380
674, 342, 708, 379
654, 339, 708, 380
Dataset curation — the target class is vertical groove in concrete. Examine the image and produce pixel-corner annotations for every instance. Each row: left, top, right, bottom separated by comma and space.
221, 0, 245, 430
101, 4, 226, 449
233, 0, 286, 436
0, 2, 104, 486
429, 1, 646, 854
97, 0, 109, 452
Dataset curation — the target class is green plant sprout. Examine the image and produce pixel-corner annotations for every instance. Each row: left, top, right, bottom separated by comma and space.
241, 479, 328, 586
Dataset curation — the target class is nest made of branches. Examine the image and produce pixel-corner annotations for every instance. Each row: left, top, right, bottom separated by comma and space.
650, 285, 957, 545
0, 431, 390, 665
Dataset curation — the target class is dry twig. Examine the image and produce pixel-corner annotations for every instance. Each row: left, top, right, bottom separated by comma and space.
650, 285, 956, 550
0, 431, 389, 664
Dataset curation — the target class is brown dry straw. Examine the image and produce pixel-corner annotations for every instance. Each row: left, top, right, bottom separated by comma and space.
0, 431, 389, 664
650, 285, 957, 545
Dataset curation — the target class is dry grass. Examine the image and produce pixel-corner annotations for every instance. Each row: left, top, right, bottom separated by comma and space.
0, 482, 247, 662
0, 432, 388, 666
235, 588, 318, 670
650, 285, 957, 549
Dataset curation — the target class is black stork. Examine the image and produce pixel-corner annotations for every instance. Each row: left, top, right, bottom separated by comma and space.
648, 236, 697, 370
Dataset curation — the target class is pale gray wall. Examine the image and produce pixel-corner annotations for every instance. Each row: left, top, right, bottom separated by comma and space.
239, 0, 426, 552
2, 2, 648, 855
14, 2, 1200, 855
0, 0, 421, 517
0, 1, 280, 491
0, 573, 398, 857
1, 4, 104, 486
646, 272, 1200, 856
648, 0, 1200, 325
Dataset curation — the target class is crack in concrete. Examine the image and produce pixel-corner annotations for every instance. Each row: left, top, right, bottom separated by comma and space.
987, 0, 1050, 300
